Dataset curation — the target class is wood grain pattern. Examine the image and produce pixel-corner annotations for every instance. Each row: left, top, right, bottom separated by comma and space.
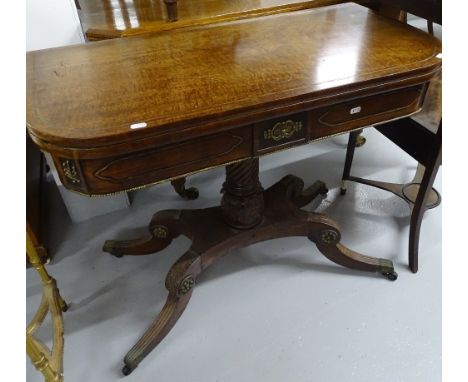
309, 85, 425, 139
77, 0, 348, 40
26, 3, 441, 195
27, 4, 441, 147
80, 127, 251, 194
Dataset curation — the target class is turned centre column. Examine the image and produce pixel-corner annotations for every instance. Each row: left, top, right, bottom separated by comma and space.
221, 159, 264, 229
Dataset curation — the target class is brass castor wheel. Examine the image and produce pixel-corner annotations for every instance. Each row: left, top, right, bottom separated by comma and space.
319, 186, 329, 195
122, 365, 135, 376
382, 271, 398, 281
356, 135, 366, 147
102, 241, 124, 257
184, 186, 199, 200
61, 303, 69, 313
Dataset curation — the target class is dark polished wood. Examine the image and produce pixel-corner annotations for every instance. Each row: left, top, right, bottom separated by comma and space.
341, 121, 441, 273
340, 1, 442, 273
78, 1, 356, 199
27, 3, 441, 375
27, 5, 441, 196
106, 162, 396, 375
26, 135, 49, 263
77, 0, 349, 40
366, 0, 441, 25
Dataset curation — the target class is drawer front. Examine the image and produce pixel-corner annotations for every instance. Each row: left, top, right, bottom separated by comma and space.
57, 126, 252, 195
309, 86, 425, 139
254, 112, 308, 154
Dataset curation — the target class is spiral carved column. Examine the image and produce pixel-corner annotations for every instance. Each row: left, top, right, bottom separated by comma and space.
221, 159, 264, 229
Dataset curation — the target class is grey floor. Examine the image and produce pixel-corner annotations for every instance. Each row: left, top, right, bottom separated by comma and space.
26, 128, 441, 382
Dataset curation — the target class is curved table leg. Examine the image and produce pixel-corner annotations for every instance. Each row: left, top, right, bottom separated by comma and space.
409, 159, 441, 273
119, 174, 397, 374
122, 251, 201, 375
313, 234, 396, 280
103, 210, 182, 257
291, 179, 328, 208
171, 177, 199, 200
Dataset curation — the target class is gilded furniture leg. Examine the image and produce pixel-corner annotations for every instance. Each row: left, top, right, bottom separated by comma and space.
106, 159, 397, 375
27, 227, 67, 382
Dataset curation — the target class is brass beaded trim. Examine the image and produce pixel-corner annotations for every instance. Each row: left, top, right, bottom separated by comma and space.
59, 108, 422, 198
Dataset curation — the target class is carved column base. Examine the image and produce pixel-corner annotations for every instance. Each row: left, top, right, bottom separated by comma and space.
103, 159, 397, 375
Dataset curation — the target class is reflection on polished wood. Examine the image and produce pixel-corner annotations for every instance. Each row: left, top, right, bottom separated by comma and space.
27, 5, 441, 169
27, 3, 442, 375
77, 0, 352, 39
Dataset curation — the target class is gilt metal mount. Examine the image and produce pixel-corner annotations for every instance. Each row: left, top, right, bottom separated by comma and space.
264, 120, 302, 142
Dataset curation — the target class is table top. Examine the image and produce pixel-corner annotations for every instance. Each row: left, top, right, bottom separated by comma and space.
78, 0, 348, 40
27, 3, 441, 152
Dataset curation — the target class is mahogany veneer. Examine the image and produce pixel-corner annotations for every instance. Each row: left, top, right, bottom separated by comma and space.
27, 3, 441, 375
27, 5, 440, 195
77, 0, 349, 39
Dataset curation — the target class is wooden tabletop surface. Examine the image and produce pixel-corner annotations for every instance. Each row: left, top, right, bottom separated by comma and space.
27, 3, 441, 149
78, 0, 347, 39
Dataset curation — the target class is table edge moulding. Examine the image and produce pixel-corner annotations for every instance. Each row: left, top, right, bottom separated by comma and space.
26, 3, 442, 376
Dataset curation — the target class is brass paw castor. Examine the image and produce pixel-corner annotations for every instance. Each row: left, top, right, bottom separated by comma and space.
183, 186, 199, 200
382, 271, 398, 281
122, 365, 135, 376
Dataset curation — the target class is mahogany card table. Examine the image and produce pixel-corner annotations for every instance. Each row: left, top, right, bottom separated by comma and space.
27, 3, 442, 375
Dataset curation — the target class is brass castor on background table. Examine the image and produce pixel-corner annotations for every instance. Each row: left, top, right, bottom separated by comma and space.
382, 271, 398, 281
103, 158, 397, 375
170, 177, 199, 200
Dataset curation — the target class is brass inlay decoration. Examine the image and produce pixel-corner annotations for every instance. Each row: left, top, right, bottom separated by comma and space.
264, 120, 302, 142
152, 225, 168, 239
94, 133, 245, 183
320, 229, 339, 245
178, 275, 195, 296
61, 159, 80, 184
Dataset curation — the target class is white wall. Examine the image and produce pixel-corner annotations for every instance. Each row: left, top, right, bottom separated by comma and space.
27, 0, 130, 222
26, 0, 85, 51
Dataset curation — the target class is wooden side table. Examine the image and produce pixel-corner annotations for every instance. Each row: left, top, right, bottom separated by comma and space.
27, 4, 442, 375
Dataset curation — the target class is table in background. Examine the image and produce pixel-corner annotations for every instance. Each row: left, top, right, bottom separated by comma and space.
27, 3, 442, 376
76, 0, 351, 39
